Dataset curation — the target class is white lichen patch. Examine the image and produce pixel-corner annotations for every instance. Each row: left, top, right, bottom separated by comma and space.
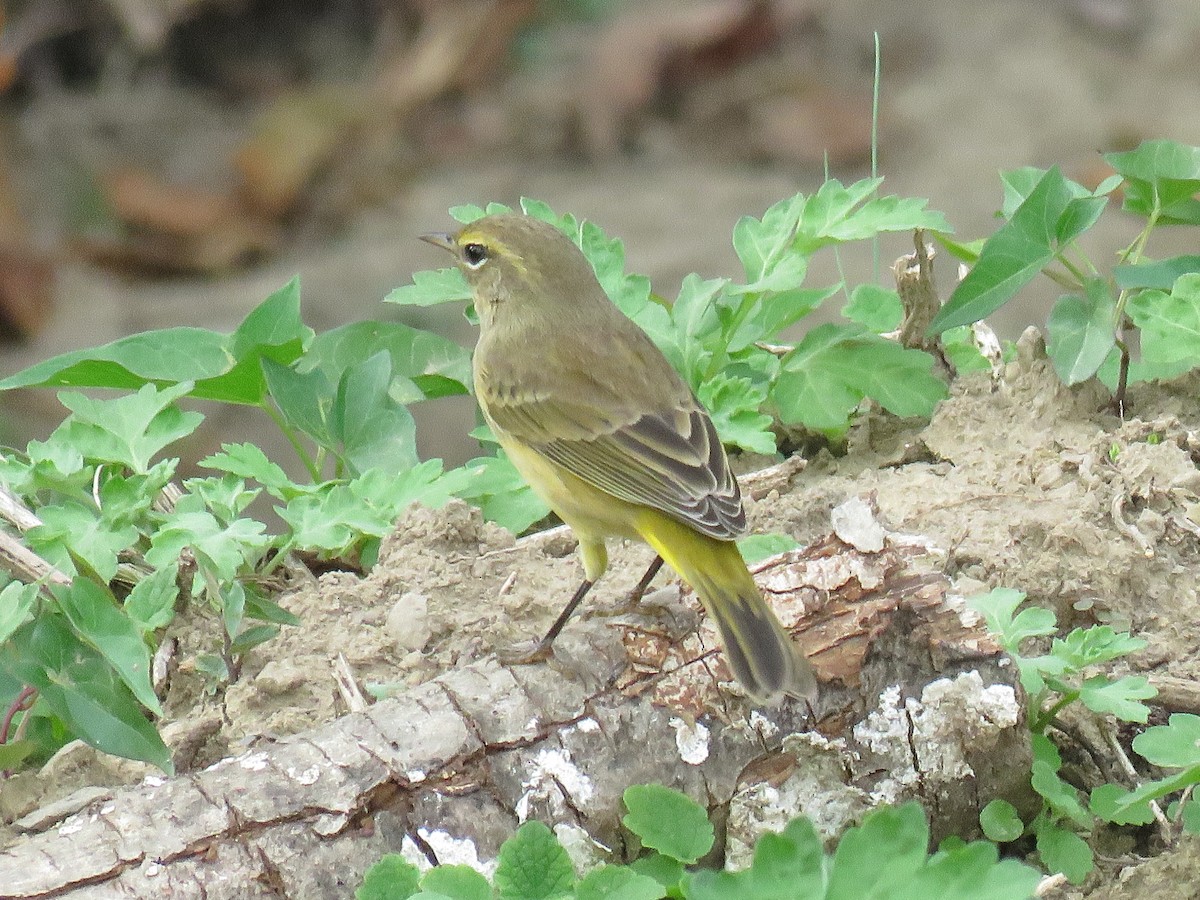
669, 717, 710, 765
408, 828, 497, 877
852, 672, 1020, 806
238, 751, 270, 772
726, 731, 869, 869
554, 822, 610, 875
514, 746, 595, 822
286, 764, 320, 785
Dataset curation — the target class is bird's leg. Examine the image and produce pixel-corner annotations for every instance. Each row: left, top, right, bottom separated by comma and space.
593, 554, 667, 617
498, 577, 595, 665
626, 554, 665, 606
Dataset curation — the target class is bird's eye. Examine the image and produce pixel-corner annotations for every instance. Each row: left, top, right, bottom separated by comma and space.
462, 242, 488, 268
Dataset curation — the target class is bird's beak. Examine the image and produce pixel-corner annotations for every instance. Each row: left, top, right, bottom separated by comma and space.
420, 232, 456, 253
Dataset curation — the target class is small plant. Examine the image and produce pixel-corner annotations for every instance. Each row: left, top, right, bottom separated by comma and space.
356, 784, 1042, 900
968, 588, 1191, 883
929, 139, 1200, 408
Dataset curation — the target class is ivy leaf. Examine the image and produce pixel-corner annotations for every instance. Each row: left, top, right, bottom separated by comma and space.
774, 324, 946, 433
844, 284, 903, 332
930, 167, 1102, 333
1126, 275, 1200, 367
1046, 279, 1118, 385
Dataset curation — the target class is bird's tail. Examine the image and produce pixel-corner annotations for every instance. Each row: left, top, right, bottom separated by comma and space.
637, 512, 818, 703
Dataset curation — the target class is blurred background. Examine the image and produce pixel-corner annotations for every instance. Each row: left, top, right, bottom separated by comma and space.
0, 0, 1198, 471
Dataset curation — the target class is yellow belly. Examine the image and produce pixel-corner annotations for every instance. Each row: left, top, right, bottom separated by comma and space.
500, 436, 642, 544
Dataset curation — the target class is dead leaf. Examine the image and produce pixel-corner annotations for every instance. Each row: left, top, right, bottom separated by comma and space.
77, 167, 277, 275
578, 0, 785, 157
0, 243, 54, 339
235, 85, 367, 219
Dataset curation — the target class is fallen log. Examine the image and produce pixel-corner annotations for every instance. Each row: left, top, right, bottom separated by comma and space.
0, 499, 1031, 899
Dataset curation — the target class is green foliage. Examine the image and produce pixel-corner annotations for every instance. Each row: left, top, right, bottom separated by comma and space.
968, 588, 1196, 881
357, 787, 1041, 899
392, 191, 950, 446
928, 139, 1200, 400
622, 783, 714, 864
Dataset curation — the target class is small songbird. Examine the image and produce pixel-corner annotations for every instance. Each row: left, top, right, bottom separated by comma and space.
422, 214, 817, 703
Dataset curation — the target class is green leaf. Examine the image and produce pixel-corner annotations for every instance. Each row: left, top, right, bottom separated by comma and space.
0, 581, 38, 644
737, 532, 799, 564
908, 841, 1041, 900
0, 329, 231, 393
357, 854, 422, 900
146, 511, 270, 588
27, 502, 137, 583
494, 820, 574, 900
622, 784, 714, 865
385, 268, 473, 307
1132, 713, 1200, 767
826, 803, 929, 900
0, 280, 310, 405
844, 284, 903, 332
418, 866, 491, 900
687, 816, 826, 900
1114, 255, 1200, 290
697, 372, 776, 454
1078, 675, 1155, 722
0, 739, 36, 770
930, 167, 1090, 333
262, 358, 335, 447
628, 854, 684, 890
304, 320, 472, 400
575, 866, 664, 900
1090, 783, 1156, 826
1035, 824, 1093, 884
55, 382, 203, 473
229, 623, 279, 656
11, 615, 172, 771
725, 287, 834, 353
1030, 760, 1092, 830
967, 588, 1056, 652
1046, 279, 1118, 385
454, 454, 549, 535
200, 442, 299, 500
332, 351, 419, 475
796, 179, 952, 250
1126, 275, 1200, 366
1106, 140, 1200, 223
774, 325, 947, 432
1051, 626, 1146, 668
660, 274, 726, 382
123, 565, 180, 634
979, 799, 1024, 842
1182, 798, 1200, 834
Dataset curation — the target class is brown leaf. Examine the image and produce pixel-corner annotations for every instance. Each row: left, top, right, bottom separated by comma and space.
78, 167, 277, 275
578, 0, 783, 157
0, 243, 54, 339
234, 86, 367, 219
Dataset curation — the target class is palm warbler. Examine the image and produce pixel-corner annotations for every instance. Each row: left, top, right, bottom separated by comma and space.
422, 214, 817, 703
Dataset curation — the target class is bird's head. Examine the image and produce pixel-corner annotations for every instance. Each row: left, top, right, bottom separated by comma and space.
421, 213, 598, 329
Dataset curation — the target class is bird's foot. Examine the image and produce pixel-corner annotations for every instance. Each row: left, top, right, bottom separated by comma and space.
496, 639, 554, 666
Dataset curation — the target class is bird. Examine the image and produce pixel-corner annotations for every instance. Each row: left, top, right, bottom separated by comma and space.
422, 213, 817, 703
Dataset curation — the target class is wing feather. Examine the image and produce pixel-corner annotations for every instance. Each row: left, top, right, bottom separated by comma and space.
484, 385, 746, 540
